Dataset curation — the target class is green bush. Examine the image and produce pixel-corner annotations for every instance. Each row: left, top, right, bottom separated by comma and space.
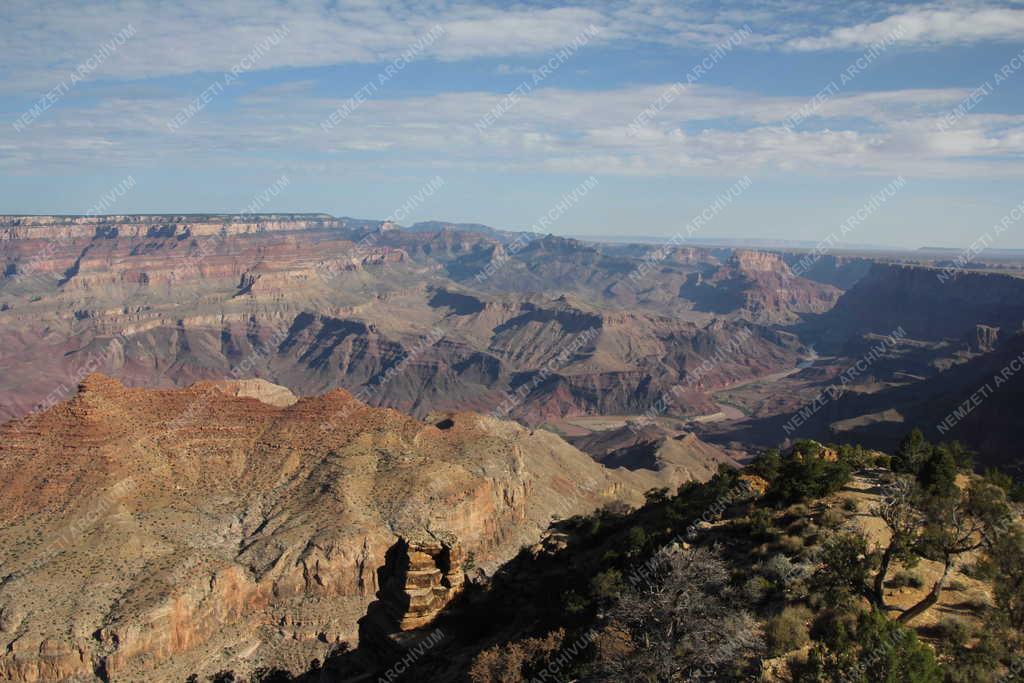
769, 450, 852, 504
813, 532, 871, 605
748, 508, 776, 541
961, 594, 990, 611
590, 569, 625, 602
797, 609, 943, 682
836, 444, 871, 468
625, 526, 648, 556
748, 449, 782, 483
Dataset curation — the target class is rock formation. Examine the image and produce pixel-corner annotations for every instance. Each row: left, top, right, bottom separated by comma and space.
0, 214, 818, 425
0, 375, 683, 682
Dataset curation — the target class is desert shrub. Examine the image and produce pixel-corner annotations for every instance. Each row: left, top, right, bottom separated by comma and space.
842, 499, 859, 512
786, 517, 810, 535
889, 570, 924, 589
1012, 481, 1024, 503
791, 440, 825, 458
777, 534, 805, 556
983, 468, 1014, 492
748, 449, 782, 483
797, 609, 942, 682
946, 579, 967, 592
788, 503, 811, 519
766, 605, 812, 656
590, 569, 625, 603
936, 617, 972, 648
800, 522, 822, 544
563, 590, 589, 614
808, 608, 858, 643
743, 575, 774, 604
941, 625, 1005, 683
836, 444, 871, 469
812, 532, 871, 606
469, 630, 566, 683
644, 487, 670, 504
964, 557, 997, 581
763, 554, 804, 589
625, 526, 648, 556
819, 507, 844, 530
748, 507, 776, 541
250, 669, 290, 683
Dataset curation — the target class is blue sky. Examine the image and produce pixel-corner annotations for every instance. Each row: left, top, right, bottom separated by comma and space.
2, 1, 1024, 249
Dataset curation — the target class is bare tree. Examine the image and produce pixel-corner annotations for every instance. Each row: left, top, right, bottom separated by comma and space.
872, 475, 922, 609
596, 546, 763, 681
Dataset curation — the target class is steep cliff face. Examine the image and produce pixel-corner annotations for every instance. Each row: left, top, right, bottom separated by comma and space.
679, 250, 842, 323
779, 253, 874, 289
0, 376, 680, 682
806, 264, 1024, 350
0, 214, 346, 241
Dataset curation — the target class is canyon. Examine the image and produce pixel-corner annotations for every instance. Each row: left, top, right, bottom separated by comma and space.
0, 214, 822, 426
3, 214, 1024, 680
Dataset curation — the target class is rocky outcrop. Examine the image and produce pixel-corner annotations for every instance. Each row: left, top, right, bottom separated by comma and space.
967, 324, 1001, 353
678, 250, 842, 323
209, 378, 299, 406
359, 532, 465, 654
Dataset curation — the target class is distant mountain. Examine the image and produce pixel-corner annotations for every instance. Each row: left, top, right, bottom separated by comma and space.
405, 220, 519, 241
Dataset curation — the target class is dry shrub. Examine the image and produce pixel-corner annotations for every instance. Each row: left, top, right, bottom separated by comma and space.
468, 629, 565, 683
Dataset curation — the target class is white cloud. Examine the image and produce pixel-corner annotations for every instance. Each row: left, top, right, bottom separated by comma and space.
5, 82, 1023, 179
0, 1, 614, 90
0, 0, 892, 91
4, 1, 1022, 93
788, 6, 1024, 50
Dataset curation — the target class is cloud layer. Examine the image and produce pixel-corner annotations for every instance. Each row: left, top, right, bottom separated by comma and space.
5, 1, 1024, 92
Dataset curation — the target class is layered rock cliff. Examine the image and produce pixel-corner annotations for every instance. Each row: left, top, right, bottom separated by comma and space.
0, 375, 679, 682
804, 263, 1024, 351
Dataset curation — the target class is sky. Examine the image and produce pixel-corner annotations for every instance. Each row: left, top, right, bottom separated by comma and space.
2, 1, 1024, 249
